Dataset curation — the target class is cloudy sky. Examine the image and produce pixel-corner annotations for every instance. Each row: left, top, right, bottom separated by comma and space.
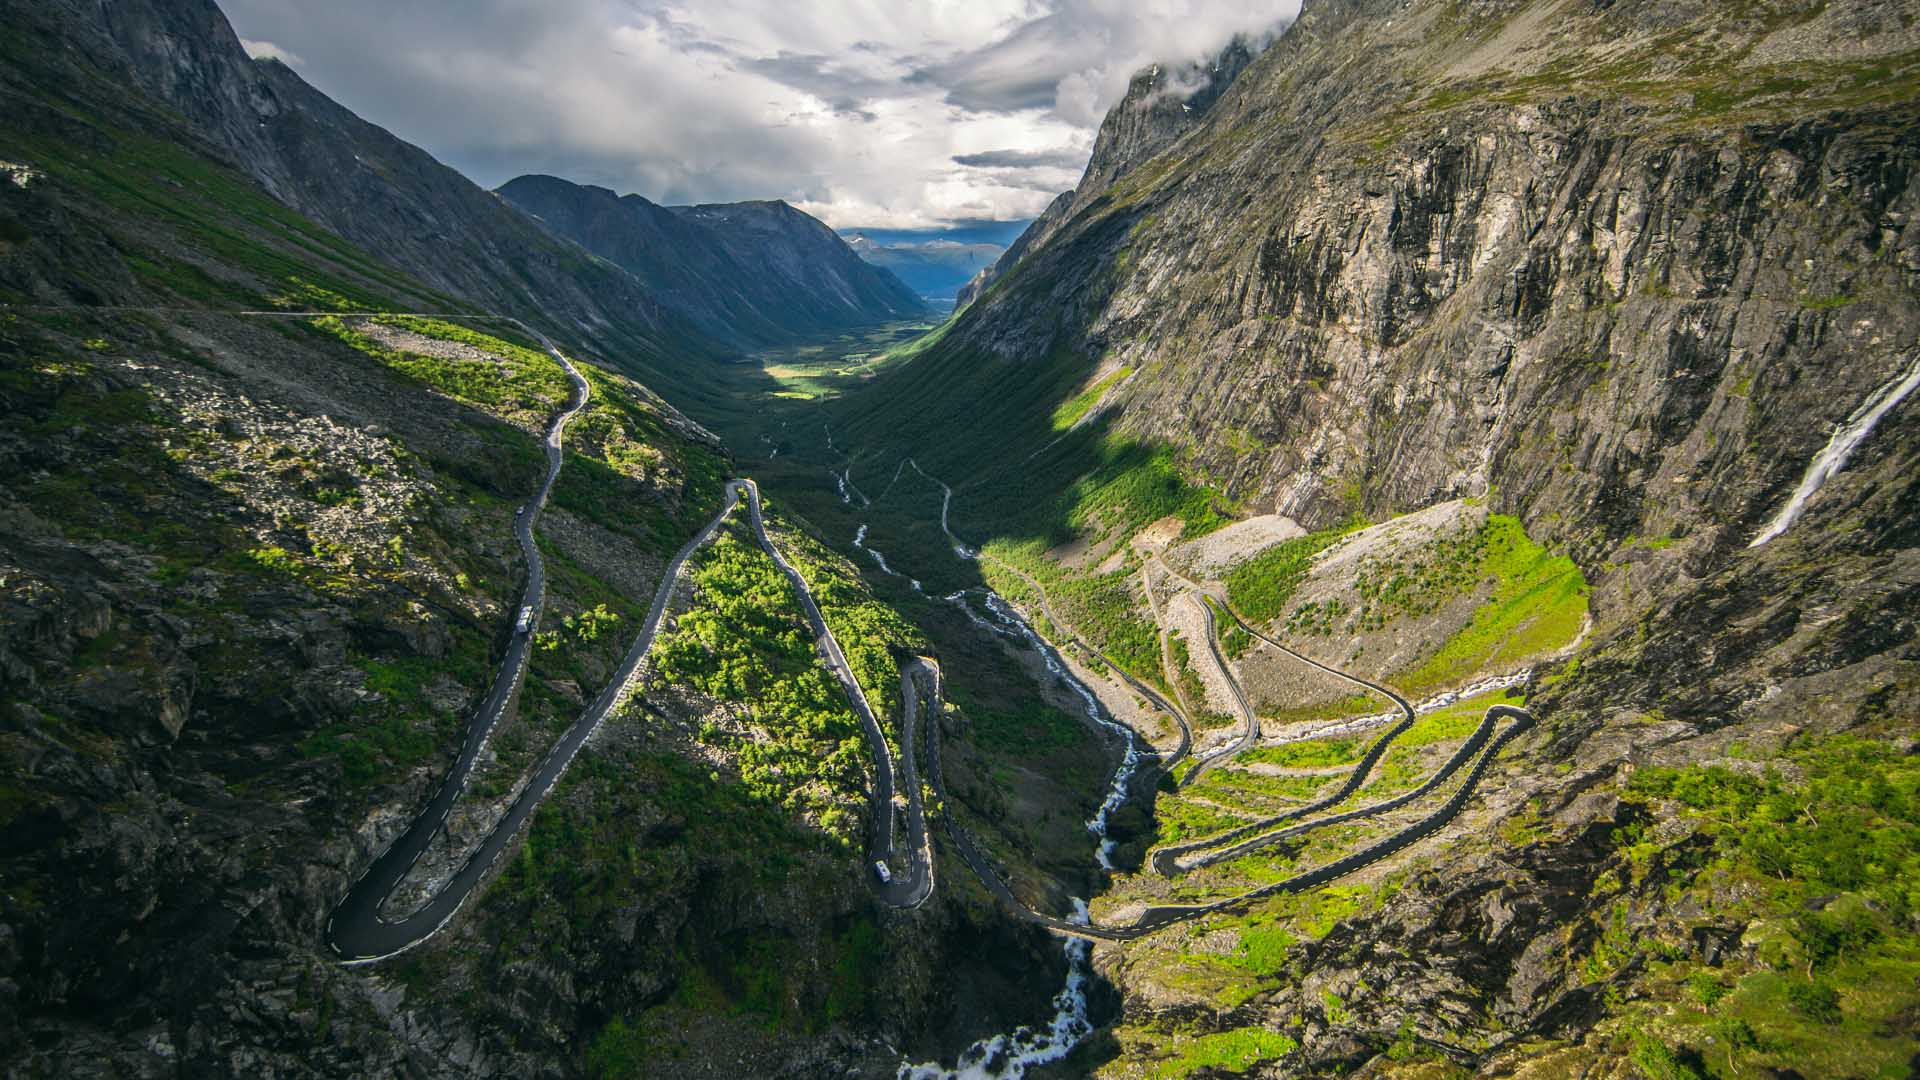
221, 1, 1296, 230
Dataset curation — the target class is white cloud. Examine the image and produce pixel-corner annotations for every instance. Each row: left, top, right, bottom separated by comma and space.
238, 37, 303, 66
217, 1, 1295, 229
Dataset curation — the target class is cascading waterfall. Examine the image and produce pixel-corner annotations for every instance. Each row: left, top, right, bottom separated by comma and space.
895, 456, 1145, 868
844, 458, 1144, 1077
1749, 354, 1920, 548
898, 900, 1096, 1080
944, 589, 1020, 639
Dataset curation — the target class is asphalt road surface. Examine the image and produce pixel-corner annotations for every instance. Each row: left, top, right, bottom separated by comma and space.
736, 479, 932, 907
324, 322, 597, 962
890, 460, 1534, 942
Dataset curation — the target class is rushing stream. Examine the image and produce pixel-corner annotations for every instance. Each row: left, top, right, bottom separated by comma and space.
830, 460, 1144, 1077
898, 901, 1096, 1080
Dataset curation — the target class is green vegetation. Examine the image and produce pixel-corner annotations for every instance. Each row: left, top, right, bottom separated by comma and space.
1050, 365, 1131, 430
947, 684, 1083, 756
308, 313, 728, 555
586, 1016, 653, 1078
8, 116, 451, 311
1146, 1028, 1299, 1078
764, 512, 927, 722
649, 524, 868, 837
749, 321, 937, 401
486, 745, 890, 1044
298, 639, 492, 787
1354, 34, 1920, 148
309, 314, 572, 428
1063, 443, 1233, 542
1164, 634, 1224, 728
978, 542, 1163, 684
1154, 795, 1259, 844
557, 363, 729, 553
1224, 521, 1364, 622
1594, 733, 1920, 1078
1186, 767, 1331, 808
1398, 516, 1587, 694
1238, 732, 1364, 770
1355, 690, 1519, 797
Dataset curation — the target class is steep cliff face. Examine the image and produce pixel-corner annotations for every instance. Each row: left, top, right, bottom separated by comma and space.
944, 0, 1919, 555
840, 0, 1920, 1073
498, 176, 927, 349
956, 33, 1274, 310
5, 0, 723, 372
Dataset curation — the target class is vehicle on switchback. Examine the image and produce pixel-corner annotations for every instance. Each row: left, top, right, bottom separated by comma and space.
872, 860, 892, 885
516, 606, 535, 634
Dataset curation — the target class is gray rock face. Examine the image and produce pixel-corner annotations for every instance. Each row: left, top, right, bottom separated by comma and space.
856, 0, 1920, 1070
937, 0, 1920, 572
497, 175, 927, 349
956, 32, 1273, 310
0, 2, 1070, 1074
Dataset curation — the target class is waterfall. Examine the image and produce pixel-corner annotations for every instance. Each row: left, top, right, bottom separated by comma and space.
897, 900, 1096, 1080
1750, 354, 1920, 548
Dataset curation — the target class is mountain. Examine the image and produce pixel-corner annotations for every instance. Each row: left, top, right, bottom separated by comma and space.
7, 0, 1920, 1075
955, 32, 1270, 310
833, 0, 1920, 1073
498, 174, 927, 348
3, 0, 735, 378
842, 233, 1005, 307
0, 0, 1053, 1075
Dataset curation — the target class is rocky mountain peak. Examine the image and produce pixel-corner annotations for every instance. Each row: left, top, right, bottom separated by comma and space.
1079, 32, 1267, 194
956, 30, 1279, 309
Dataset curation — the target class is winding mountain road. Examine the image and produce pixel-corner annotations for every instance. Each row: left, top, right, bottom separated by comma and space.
326, 472, 942, 962
908, 629, 1532, 941
1171, 592, 1258, 787
1139, 555, 1446, 876
298, 316, 934, 958
737, 479, 933, 907
884, 459, 1534, 942
324, 320, 729, 962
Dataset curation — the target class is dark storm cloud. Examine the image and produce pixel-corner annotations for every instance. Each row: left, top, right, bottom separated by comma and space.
741, 51, 897, 102
952, 148, 1089, 169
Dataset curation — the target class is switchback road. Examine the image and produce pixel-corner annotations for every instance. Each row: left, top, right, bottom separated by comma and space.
737, 479, 933, 908
886, 461, 1533, 943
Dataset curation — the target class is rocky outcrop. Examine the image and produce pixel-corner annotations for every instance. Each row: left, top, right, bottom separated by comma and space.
945, 0, 1920, 561
955, 33, 1273, 310
846, 0, 1920, 1072
498, 175, 927, 348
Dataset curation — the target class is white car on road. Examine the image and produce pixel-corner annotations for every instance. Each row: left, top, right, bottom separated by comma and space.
872, 860, 891, 885
516, 606, 535, 634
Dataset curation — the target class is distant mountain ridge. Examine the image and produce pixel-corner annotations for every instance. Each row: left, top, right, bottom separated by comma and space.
843, 233, 1004, 307
9, 0, 724, 372
498, 175, 927, 349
